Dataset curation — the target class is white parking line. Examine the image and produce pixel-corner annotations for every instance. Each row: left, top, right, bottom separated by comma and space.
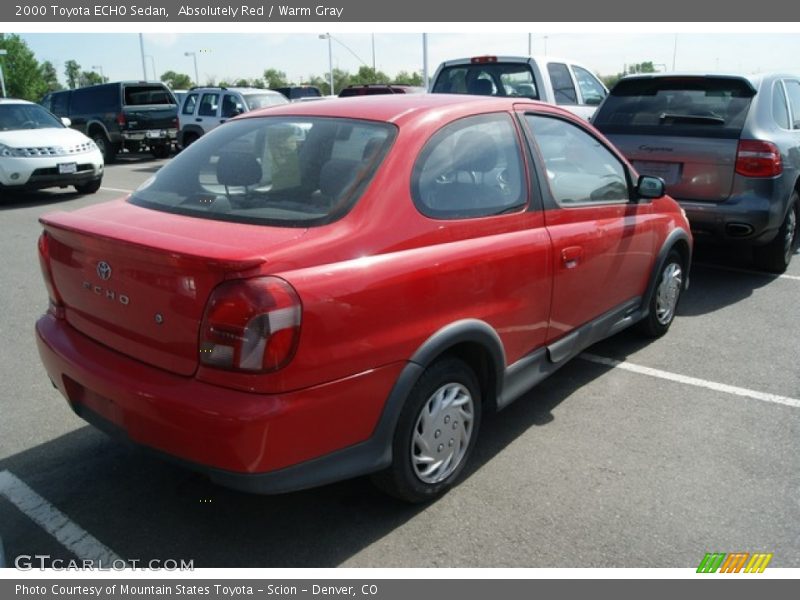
0, 470, 123, 563
580, 353, 800, 409
100, 186, 134, 194
694, 262, 800, 281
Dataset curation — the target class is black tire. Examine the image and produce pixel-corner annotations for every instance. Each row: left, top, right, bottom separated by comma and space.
92, 132, 116, 163
181, 132, 199, 148
753, 193, 799, 273
74, 178, 102, 194
638, 250, 684, 338
372, 357, 482, 503
151, 144, 170, 159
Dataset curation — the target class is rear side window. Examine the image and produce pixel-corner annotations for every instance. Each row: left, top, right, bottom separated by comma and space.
182, 93, 198, 115
198, 93, 219, 117
221, 94, 243, 118
593, 77, 755, 139
772, 81, 790, 129
124, 85, 174, 106
547, 63, 578, 105
527, 115, 629, 205
784, 80, 800, 129
573, 65, 607, 106
243, 94, 288, 109
432, 63, 538, 99
71, 84, 117, 114
129, 117, 396, 227
411, 113, 526, 219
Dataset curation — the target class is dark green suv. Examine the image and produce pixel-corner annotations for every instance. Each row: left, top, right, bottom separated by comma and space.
41, 82, 178, 162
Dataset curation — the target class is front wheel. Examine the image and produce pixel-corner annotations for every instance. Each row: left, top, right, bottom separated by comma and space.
372, 357, 482, 503
753, 194, 798, 273
92, 133, 116, 163
74, 178, 102, 194
638, 250, 684, 338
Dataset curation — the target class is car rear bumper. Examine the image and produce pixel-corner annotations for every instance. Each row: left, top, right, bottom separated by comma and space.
35, 313, 404, 493
678, 192, 782, 245
121, 128, 177, 143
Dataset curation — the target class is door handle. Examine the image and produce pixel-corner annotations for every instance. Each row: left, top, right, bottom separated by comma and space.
195, 118, 202, 122
561, 246, 584, 269
220, 119, 226, 124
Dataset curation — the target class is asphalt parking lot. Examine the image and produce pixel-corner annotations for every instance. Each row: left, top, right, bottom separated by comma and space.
1, 153, 798, 568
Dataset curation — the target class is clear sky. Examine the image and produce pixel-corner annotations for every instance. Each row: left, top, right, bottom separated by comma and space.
18, 31, 800, 87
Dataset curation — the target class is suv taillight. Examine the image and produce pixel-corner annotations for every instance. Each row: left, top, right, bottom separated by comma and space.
735, 140, 782, 178
116, 112, 126, 127
199, 277, 301, 373
37, 232, 64, 317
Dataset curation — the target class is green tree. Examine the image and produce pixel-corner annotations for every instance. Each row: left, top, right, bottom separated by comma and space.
234, 78, 250, 87
394, 70, 423, 86
352, 66, 390, 85
263, 68, 288, 89
160, 70, 193, 90
600, 74, 621, 89
79, 71, 104, 87
250, 78, 265, 89
64, 59, 81, 89
39, 61, 62, 93
627, 61, 655, 74
0, 34, 48, 101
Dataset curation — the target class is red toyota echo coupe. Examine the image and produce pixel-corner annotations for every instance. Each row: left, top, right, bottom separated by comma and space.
36, 95, 691, 502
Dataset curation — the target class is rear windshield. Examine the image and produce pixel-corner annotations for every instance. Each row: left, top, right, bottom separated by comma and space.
593, 77, 755, 139
129, 116, 396, 227
243, 94, 288, 110
123, 85, 176, 106
432, 63, 539, 99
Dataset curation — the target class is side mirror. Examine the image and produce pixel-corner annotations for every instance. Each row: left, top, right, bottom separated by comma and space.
61, 117, 72, 127
636, 175, 665, 200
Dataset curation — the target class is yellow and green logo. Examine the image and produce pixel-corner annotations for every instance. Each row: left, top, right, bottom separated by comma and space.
697, 552, 773, 573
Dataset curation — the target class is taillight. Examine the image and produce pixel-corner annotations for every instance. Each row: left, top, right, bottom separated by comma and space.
38, 232, 64, 317
116, 112, 126, 128
735, 140, 782, 178
199, 277, 301, 373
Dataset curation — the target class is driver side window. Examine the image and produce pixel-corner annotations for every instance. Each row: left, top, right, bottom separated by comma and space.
526, 115, 629, 205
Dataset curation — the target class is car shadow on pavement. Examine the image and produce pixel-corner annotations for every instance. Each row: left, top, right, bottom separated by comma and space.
0, 356, 616, 568
0, 190, 83, 210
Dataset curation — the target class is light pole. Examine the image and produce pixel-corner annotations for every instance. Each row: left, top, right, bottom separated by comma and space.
145, 55, 156, 81
319, 34, 334, 95
138, 33, 147, 80
0, 49, 7, 98
422, 33, 429, 90
544, 35, 549, 56
184, 52, 199, 86
528, 33, 532, 55
92, 65, 104, 81
371, 33, 376, 72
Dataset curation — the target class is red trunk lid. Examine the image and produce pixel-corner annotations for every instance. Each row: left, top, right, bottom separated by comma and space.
40, 200, 306, 376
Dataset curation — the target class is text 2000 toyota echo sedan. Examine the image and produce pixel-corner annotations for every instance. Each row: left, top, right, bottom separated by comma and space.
36, 95, 691, 502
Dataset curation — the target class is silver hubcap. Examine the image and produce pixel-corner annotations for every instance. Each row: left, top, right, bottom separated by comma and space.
411, 383, 474, 484
784, 207, 797, 263
655, 262, 682, 325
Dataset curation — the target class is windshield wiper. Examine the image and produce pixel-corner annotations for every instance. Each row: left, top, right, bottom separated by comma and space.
659, 112, 725, 125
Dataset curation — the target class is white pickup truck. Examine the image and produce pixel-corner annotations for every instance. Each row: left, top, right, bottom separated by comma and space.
430, 55, 608, 120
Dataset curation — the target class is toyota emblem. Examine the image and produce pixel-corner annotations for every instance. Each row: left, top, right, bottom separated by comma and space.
96, 261, 112, 281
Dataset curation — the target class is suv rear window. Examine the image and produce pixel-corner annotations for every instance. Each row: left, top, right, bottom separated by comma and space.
129, 117, 396, 227
123, 84, 175, 106
432, 63, 539, 99
593, 76, 755, 139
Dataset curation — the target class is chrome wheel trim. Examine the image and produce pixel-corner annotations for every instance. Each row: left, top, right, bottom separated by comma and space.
655, 262, 683, 325
411, 382, 474, 485
784, 206, 797, 263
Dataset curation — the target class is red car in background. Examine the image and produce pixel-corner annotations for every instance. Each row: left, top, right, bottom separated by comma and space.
36, 95, 691, 502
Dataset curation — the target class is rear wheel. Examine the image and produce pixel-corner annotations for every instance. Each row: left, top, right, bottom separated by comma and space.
181, 132, 199, 148
638, 250, 684, 338
151, 144, 170, 159
753, 193, 798, 273
372, 358, 481, 503
74, 178, 102, 194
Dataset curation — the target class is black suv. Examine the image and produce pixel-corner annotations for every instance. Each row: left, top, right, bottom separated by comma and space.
41, 82, 178, 162
272, 86, 323, 101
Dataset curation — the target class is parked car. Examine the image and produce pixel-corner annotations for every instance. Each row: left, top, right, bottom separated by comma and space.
339, 84, 425, 97
0, 99, 104, 195
41, 81, 178, 162
177, 87, 288, 148
593, 73, 800, 272
272, 85, 323, 102
431, 55, 608, 120
36, 95, 691, 502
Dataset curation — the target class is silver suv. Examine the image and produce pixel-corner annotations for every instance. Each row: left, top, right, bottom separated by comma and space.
177, 87, 287, 148
593, 73, 800, 272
